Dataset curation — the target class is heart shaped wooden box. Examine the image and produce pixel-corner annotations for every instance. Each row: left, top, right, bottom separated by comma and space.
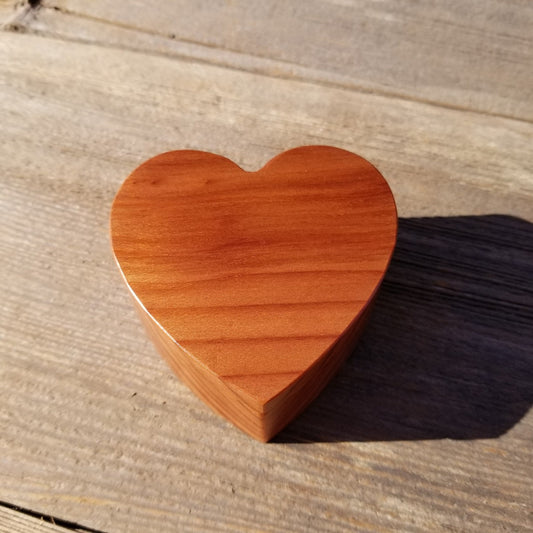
110, 146, 397, 441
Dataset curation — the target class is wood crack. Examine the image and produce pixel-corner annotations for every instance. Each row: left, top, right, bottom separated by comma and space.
1, 2, 531, 126
0, 500, 107, 533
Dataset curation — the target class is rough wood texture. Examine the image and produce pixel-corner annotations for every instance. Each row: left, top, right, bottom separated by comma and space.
0, 504, 104, 533
0, 510, 65, 533
111, 147, 397, 440
11, 0, 533, 121
1, 1, 532, 532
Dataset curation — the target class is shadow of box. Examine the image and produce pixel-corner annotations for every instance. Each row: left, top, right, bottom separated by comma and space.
277, 215, 533, 443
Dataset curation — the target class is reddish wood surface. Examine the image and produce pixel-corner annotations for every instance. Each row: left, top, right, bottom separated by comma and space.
110, 146, 397, 441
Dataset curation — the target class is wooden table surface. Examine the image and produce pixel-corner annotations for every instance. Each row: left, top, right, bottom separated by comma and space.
1, 1, 532, 532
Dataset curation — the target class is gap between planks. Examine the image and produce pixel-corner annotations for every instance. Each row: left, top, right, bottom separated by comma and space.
1, 1, 532, 125
0, 501, 106, 533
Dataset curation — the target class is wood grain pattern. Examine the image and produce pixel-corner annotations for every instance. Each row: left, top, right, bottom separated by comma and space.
1, 5, 532, 532
0, 504, 101, 533
110, 147, 397, 440
0, 507, 68, 533
14, 0, 533, 121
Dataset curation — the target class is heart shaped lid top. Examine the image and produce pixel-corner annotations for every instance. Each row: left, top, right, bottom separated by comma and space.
111, 146, 397, 438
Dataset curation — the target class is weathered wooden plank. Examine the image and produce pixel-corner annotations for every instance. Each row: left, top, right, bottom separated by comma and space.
0, 0, 19, 26
14, 0, 533, 122
0, 31, 531, 219
0, 505, 81, 533
0, 31, 532, 533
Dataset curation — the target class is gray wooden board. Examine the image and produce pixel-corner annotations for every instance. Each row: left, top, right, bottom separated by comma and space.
0, 4, 532, 533
5, 0, 533, 122
0, 504, 96, 533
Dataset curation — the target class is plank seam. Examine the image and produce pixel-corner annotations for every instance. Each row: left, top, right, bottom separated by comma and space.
0, 500, 107, 533
2, 3, 531, 126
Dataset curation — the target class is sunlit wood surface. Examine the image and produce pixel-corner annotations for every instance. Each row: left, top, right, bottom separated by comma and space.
1, 1, 532, 532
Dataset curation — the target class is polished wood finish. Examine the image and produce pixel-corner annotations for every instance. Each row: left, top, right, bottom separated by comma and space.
110, 147, 397, 440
